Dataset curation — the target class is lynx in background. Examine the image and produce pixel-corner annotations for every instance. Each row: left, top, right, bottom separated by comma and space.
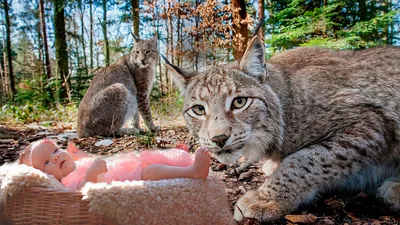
164, 36, 400, 222
77, 36, 158, 138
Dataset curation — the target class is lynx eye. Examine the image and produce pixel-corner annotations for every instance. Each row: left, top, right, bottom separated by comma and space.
134, 51, 140, 54
229, 97, 253, 113
145, 50, 152, 55
231, 97, 247, 109
192, 105, 206, 116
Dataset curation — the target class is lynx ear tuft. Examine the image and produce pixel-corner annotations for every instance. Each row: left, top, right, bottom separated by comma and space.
161, 55, 193, 93
239, 36, 266, 79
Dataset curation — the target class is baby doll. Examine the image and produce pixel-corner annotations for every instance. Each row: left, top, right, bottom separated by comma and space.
19, 139, 211, 190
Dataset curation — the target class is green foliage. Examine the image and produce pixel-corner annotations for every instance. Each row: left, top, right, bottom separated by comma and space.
136, 132, 156, 148
0, 103, 78, 124
70, 74, 93, 101
267, 0, 399, 52
150, 87, 184, 117
13, 75, 60, 105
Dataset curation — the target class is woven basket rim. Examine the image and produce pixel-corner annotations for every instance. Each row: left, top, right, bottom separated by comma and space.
3, 186, 118, 224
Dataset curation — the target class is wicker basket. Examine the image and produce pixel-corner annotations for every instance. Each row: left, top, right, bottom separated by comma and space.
2, 187, 118, 225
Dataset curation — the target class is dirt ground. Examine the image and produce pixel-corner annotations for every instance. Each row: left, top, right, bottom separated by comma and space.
0, 118, 399, 225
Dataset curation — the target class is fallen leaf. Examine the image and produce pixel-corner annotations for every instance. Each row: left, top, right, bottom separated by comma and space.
316, 218, 335, 225
347, 212, 360, 222
324, 198, 344, 209
239, 170, 253, 181
166, 130, 176, 135
378, 216, 393, 222
285, 214, 318, 224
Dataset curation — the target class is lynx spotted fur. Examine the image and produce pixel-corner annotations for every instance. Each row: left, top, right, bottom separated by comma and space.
77, 36, 158, 137
165, 37, 400, 222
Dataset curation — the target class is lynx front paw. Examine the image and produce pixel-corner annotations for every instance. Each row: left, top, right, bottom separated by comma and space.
146, 124, 160, 132
234, 190, 284, 222
377, 179, 400, 211
151, 125, 161, 132
117, 127, 139, 136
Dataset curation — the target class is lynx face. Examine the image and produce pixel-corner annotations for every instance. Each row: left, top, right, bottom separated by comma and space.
130, 37, 158, 69
165, 38, 284, 164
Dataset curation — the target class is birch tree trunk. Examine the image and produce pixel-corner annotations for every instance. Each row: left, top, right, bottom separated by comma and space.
39, 0, 51, 80
78, 0, 88, 76
153, 0, 163, 95
39, 0, 53, 103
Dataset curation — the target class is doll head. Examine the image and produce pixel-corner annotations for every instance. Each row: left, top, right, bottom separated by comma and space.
19, 139, 76, 180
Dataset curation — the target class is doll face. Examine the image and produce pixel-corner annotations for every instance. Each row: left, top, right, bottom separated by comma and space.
30, 141, 76, 180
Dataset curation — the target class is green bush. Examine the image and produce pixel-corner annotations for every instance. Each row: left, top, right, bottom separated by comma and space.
0, 103, 78, 124
150, 89, 184, 117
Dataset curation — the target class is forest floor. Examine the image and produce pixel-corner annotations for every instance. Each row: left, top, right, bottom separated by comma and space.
0, 114, 399, 225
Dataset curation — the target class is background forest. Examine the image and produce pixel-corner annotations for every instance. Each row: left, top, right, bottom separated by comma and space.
0, 0, 399, 124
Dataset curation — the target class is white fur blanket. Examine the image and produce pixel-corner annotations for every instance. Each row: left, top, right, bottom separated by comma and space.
0, 162, 234, 225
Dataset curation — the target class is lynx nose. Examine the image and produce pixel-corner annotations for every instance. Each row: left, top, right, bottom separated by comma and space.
212, 135, 229, 148
141, 59, 146, 64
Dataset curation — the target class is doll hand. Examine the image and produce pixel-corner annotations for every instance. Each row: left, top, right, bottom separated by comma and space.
87, 158, 108, 177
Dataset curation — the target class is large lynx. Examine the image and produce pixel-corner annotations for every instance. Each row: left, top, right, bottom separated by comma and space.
77, 36, 158, 138
164, 37, 400, 222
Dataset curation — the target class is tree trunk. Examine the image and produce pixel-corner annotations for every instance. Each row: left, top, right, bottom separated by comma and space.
0, 44, 5, 97
39, 0, 53, 103
359, 0, 367, 21
265, 0, 275, 42
388, 0, 393, 45
167, 1, 174, 92
177, 13, 183, 67
131, 0, 139, 36
96, 26, 100, 68
54, 0, 71, 101
36, 21, 43, 77
194, 0, 200, 72
153, 0, 163, 95
36, 22, 44, 100
39, 0, 51, 80
3, 0, 15, 101
73, 17, 81, 95
258, 0, 265, 35
232, 0, 249, 60
89, 0, 94, 71
102, 0, 110, 66
163, 0, 169, 92
78, 0, 88, 76
2, 31, 9, 99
